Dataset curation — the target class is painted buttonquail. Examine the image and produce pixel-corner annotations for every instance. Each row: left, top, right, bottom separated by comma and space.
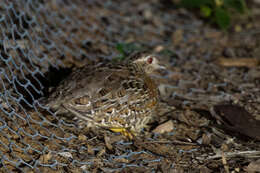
44, 52, 165, 138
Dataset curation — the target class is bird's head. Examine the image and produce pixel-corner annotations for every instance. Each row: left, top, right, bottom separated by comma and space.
127, 52, 165, 74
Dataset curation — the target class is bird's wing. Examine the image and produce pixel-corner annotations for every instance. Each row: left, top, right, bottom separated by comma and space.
46, 62, 144, 113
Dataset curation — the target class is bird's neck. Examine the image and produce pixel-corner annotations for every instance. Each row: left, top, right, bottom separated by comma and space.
128, 63, 145, 74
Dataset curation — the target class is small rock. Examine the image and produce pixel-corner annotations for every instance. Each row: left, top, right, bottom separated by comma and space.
154, 45, 164, 52
246, 159, 260, 173
152, 120, 174, 134
58, 152, 73, 159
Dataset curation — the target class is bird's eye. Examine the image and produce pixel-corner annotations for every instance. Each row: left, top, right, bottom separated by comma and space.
147, 57, 153, 64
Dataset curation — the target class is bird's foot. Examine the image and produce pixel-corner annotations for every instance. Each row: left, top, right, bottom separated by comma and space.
109, 127, 135, 139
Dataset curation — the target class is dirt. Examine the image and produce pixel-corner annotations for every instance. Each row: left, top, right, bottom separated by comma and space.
1, 0, 260, 172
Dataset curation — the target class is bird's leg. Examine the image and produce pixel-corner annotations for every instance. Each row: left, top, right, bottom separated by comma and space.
109, 127, 135, 139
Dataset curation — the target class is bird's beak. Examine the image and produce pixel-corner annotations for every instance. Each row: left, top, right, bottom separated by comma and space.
153, 63, 166, 70
150, 63, 167, 76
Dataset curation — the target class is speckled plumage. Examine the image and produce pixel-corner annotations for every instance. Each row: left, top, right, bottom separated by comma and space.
45, 53, 162, 133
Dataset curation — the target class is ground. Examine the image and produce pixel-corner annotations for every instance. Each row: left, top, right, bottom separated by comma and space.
1, 0, 260, 172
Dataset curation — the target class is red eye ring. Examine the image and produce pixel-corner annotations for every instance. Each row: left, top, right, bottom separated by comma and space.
147, 57, 153, 64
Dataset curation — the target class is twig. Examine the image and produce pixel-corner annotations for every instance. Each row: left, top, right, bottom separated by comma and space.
197, 150, 260, 160
142, 140, 198, 146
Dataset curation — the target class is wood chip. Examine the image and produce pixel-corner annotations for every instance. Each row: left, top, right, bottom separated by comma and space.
104, 135, 113, 150
216, 57, 260, 67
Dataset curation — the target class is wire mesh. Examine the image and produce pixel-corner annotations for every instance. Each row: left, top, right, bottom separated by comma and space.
0, 0, 182, 172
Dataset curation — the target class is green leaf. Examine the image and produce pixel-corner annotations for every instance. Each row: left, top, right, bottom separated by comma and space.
223, 0, 247, 13
115, 42, 142, 61
116, 43, 138, 55
215, 7, 230, 30
200, 5, 212, 17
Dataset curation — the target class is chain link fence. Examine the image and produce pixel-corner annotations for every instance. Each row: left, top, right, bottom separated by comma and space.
0, 0, 187, 172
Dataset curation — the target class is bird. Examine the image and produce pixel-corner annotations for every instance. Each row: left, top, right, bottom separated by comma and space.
44, 52, 165, 138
